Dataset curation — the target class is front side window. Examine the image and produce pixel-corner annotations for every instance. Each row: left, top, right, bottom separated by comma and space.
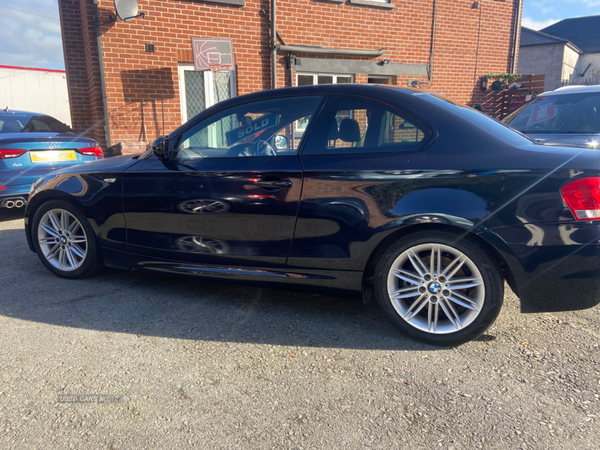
504, 92, 600, 134
175, 96, 323, 160
303, 97, 430, 155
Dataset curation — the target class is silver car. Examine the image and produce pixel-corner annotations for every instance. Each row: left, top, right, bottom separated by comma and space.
503, 85, 600, 148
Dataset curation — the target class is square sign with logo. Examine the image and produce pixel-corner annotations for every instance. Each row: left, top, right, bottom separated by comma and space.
192, 38, 235, 71
528, 101, 557, 125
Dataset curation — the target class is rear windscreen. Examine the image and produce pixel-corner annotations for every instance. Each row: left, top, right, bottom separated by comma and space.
0, 114, 73, 133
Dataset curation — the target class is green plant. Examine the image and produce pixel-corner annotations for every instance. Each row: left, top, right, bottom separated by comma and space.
481, 73, 521, 91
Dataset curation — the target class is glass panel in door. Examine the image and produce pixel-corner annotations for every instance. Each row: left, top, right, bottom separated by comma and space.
184, 70, 206, 120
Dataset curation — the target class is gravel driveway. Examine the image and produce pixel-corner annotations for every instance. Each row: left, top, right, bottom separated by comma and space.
1, 213, 598, 449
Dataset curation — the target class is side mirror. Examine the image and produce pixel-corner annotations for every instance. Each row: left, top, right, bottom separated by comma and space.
151, 136, 168, 158
274, 135, 289, 150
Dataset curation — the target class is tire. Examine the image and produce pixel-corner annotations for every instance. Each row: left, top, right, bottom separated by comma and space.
31, 200, 104, 279
374, 229, 504, 346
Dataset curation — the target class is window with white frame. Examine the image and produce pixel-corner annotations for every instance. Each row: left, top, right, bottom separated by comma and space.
296, 73, 353, 87
295, 73, 353, 133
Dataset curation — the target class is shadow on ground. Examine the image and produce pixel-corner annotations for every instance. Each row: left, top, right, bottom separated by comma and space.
0, 208, 25, 222
0, 225, 447, 352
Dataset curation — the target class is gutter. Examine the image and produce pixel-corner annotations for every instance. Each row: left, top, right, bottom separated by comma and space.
93, 0, 111, 148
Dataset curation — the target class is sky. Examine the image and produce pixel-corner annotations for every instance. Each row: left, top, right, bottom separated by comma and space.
0, 0, 63, 70
0, 0, 599, 71
522, 0, 600, 29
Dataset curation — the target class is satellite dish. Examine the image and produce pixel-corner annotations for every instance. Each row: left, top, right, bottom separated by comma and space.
114, 0, 141, 22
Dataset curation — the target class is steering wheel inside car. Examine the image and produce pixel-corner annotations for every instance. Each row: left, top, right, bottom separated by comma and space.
254, 139, 276, 156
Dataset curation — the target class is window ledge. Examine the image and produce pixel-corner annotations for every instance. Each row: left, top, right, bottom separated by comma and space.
349, 0, 395, 9
311, 0, 345, 3
201, 0, 245, 6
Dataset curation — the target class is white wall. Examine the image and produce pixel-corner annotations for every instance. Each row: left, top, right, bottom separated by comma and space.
562, 45, 579, 82
577, 53, 600, 79
0, 67, 72, 126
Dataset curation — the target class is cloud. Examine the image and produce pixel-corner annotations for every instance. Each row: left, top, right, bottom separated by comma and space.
565, 0, 600, 6
530, 1, 557, 15
522, 17, 560, 30
0, 0, 64, 70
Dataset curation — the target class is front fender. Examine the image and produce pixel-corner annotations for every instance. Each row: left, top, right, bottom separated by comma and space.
25, 172, 127, 252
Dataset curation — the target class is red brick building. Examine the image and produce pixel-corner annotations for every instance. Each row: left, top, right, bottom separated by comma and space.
58, 0, 523, 153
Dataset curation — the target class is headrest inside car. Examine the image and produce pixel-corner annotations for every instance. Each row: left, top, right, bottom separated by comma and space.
338, 118, 360, 143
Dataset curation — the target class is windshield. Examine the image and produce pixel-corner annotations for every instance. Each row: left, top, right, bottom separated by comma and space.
0, 113, 74, 133
504, 92, 600, 134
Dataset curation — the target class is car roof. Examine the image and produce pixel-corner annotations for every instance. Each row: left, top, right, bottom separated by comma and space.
167, 83, 434, 137
539, 85, 600, 97
0, 109, 42, 116
231, 83, 426, 103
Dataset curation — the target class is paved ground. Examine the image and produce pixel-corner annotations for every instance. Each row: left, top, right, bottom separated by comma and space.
1, 211, 599, 449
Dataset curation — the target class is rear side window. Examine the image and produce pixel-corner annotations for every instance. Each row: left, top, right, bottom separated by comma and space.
302, 96, 430, 155
504, 92, 600, 134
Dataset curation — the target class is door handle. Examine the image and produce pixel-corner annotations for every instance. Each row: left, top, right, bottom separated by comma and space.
255, 180, 292, 188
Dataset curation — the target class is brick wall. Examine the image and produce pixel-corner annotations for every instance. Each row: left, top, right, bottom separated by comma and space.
59, 0, 523, 152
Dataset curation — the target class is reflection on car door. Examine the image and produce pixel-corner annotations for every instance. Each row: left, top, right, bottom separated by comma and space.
123, 156, 303, 267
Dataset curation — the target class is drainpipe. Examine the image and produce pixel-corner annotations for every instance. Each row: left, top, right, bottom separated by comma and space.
512, 0, 523, 73
92, 0, 111, 148
271, 0, 277, 89
429, 0, 437, 82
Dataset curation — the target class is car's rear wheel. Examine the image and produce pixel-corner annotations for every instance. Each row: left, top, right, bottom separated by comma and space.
374, 230, 503, 346
32, 200, 103, 278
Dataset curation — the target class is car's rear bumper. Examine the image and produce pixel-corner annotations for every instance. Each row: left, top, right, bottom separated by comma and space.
481, 221, 600, 313
0, 183, 30, 208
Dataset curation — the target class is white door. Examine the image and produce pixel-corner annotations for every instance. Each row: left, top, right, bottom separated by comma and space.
178, 64, 236, 123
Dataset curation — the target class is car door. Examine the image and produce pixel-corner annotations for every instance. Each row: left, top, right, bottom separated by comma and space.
123, 95, 323, 267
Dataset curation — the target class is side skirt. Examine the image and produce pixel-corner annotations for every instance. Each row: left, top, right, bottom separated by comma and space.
101, 247, 363, 297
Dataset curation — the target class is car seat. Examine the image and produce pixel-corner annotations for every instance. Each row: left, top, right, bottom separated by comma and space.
338, 118, 361, 146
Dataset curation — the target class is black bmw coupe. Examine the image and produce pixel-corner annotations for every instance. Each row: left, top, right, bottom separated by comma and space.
24, 84, 600, 345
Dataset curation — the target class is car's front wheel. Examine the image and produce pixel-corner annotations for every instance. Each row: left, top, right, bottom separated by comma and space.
32, 200, 103, 279
374, 230, 504, 346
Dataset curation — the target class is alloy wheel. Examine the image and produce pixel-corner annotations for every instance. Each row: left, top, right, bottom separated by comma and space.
387, 243, 485, 334
37, 209, 88, 272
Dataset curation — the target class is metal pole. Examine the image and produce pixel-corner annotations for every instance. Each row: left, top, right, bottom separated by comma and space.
161, 92, 165, 137
271, 0, 277, 89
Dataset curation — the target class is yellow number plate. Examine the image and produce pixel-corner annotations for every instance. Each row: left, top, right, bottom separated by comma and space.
30, 150, 76, 163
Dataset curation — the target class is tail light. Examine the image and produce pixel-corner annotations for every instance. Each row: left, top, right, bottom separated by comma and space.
560, 177, 600, 220
76, 146, 104, 157
0, 149, 27, 159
